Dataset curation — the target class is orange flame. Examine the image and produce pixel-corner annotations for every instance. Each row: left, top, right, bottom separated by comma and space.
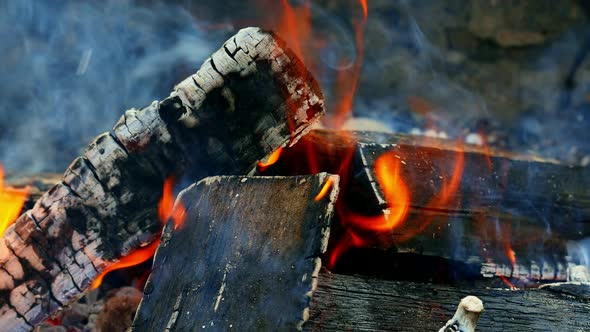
0, 164, 29, 237
158, 177, 187, 230
506, 246, 516, 268
277, 0, 311, 63
91, 176, 186, 290
433, 146, 465, 207
257, 148, 283, 173
499, 275, 518, 290
314, 177, 334, 201
349, 153, 410, 232
90, 239, 160, 290
329, 142, 465, 267
269, 0, 368, 129
328, 228, 363, 269
329, 0, 368, 128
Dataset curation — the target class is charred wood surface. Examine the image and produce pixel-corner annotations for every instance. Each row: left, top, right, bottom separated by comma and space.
305, 270, 590, 331
132, 174, 339, 331
5, 173, 61, 213
0, 27, 324, 331
265, 130, 590, 281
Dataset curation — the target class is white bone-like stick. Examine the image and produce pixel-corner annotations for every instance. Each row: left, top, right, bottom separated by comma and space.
438, 296, 484, 332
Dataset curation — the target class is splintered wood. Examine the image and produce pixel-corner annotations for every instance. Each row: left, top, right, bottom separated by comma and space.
0, 27, 324, 331
132, 174, 339, 331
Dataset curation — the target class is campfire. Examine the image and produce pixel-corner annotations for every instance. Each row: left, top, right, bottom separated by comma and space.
1, 1, 590, 331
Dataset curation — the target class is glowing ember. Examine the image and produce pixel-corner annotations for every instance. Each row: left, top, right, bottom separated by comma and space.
314, 177, 334, 202
0, 164, 29, 238
257, 148, 283, 173
90, 240, 160, 290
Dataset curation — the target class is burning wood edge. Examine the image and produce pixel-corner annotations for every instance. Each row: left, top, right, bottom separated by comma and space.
0, 27, 324, 331
438, 296, 483, 332
131, 174, 339, 331
266, 130, 590, 281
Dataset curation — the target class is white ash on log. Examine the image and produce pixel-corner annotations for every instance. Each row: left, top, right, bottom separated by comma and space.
262, 129, 590, 282
0, 27, 324, 332
132, 173, 339, 331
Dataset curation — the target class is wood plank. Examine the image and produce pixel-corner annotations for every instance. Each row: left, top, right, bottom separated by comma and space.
305, 270, 590, 331
0, 27, 325, 331
132, 173, 339, 331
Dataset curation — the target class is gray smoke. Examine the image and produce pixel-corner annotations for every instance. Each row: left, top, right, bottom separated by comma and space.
0, 0, 228, 173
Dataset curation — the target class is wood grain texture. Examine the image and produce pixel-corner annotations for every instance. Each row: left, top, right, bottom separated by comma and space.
305, 270, 590, 331
0, 27, 324, 331
132, 174, 339, 331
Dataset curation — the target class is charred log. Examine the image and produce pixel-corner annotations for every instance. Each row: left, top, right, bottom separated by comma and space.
132, 174, 339, 331
263, 129, 590, 281
0, 27, 324, 331
305, 269, 590, 331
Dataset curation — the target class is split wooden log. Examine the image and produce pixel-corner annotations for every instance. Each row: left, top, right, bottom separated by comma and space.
0, 27, 324, 331
263, 129, 590, 282
305, 270, 590, 331
132, 173, 339, 331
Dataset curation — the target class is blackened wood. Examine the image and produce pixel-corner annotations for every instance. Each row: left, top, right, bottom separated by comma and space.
132, 173, 339, 331
265, 130, 590, 281
0, 27, 324, 331
305, 270, 590, 331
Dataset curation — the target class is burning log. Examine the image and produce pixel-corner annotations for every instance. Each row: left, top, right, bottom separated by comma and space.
263, 129, 590, 282
305, 270, 590, 331
0, 27, 324, 331
132, 173, 339, 331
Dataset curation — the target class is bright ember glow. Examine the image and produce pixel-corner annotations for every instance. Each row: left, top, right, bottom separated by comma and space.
257, 148, 283, 173
314, 177, 334, 202
0, 164, 28, 237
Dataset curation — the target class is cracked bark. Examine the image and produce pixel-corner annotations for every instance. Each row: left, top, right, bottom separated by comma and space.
0, 27, 324, 331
